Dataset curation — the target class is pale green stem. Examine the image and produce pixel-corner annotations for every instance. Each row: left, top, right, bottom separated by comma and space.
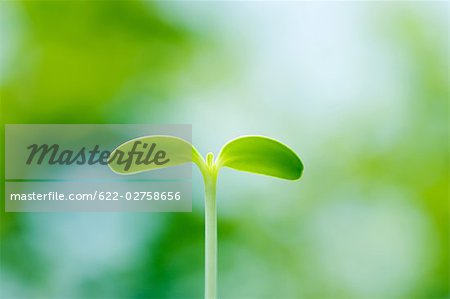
204, 153, 217, 299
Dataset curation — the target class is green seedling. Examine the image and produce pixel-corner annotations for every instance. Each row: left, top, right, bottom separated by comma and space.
109, 135, 303, 299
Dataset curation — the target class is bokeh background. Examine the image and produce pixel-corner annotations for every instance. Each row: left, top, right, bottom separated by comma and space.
0, 1, 448, 299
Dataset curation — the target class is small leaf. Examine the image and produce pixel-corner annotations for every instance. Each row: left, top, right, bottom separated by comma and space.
108, 135, 203, 175
217, 136, 303, 180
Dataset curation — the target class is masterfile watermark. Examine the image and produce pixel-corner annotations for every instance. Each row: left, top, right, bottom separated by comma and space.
26, 141, 170, 171
5, 124, 193, 212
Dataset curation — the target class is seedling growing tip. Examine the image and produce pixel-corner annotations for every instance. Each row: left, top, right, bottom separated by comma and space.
109, 135, 303, 299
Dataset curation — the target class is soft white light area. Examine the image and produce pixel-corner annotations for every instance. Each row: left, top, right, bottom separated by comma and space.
304, 191, 436, 297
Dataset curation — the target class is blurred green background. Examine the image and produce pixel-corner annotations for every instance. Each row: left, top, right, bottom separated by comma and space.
0, 1, 448, 299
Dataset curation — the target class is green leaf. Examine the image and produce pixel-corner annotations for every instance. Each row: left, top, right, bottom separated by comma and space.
108, 135, 203, 175
216, 136, 303, 180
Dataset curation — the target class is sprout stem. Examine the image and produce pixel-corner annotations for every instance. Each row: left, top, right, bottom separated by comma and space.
204, 153, 217, 299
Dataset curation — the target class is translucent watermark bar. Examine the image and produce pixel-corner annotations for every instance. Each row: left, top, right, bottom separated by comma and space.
5, 124, 192, 212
